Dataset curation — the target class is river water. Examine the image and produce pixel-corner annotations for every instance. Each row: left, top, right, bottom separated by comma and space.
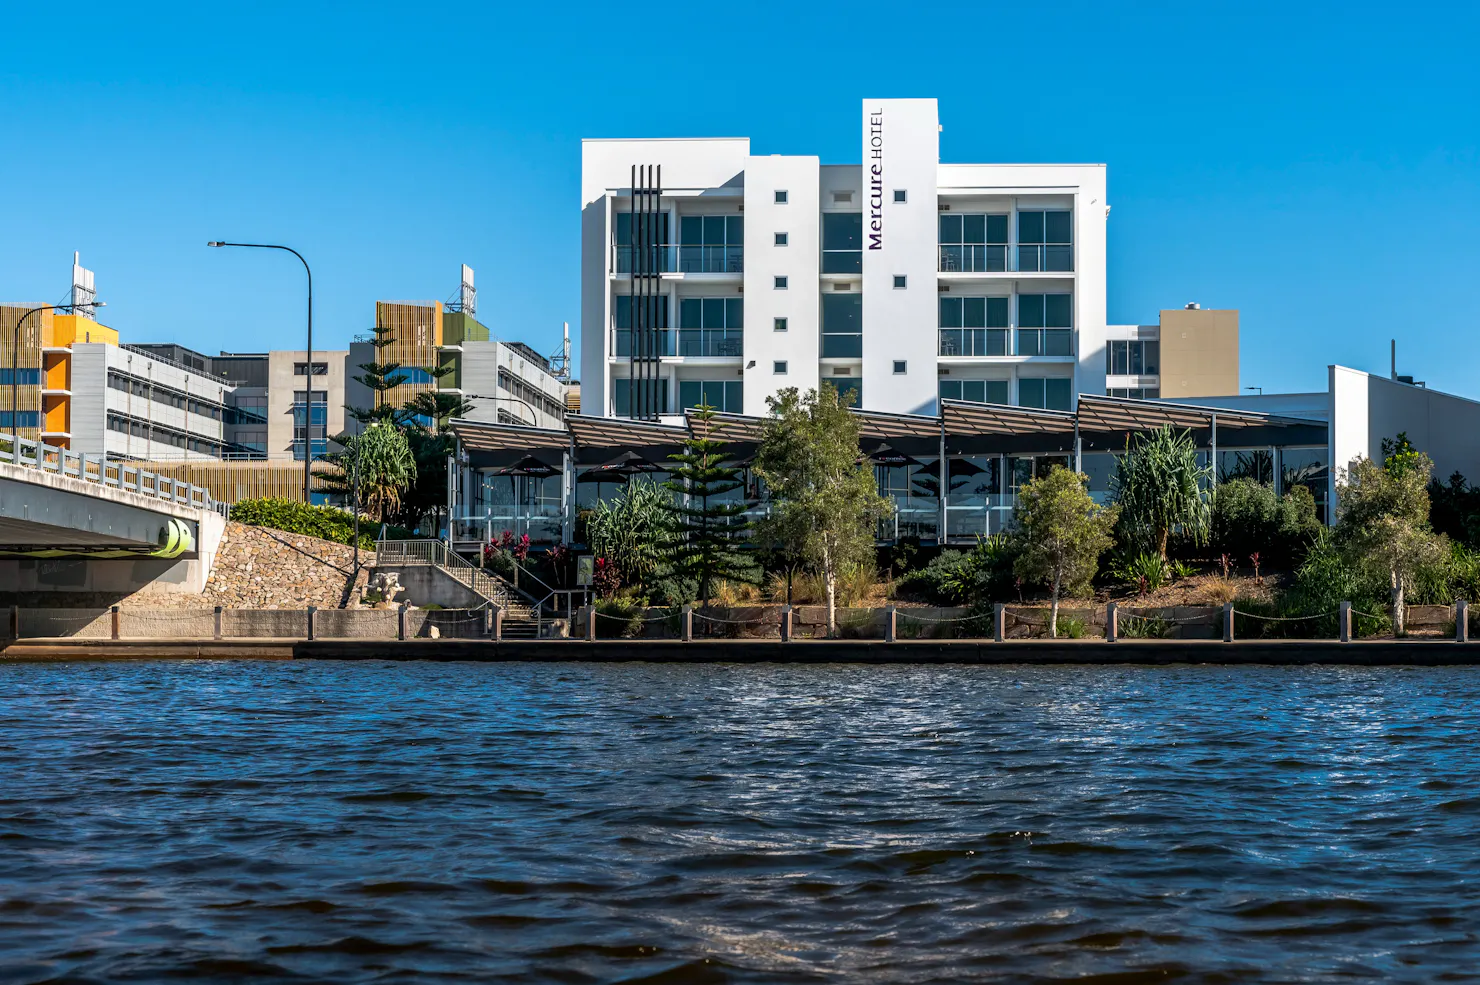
2, 661, 1478, 983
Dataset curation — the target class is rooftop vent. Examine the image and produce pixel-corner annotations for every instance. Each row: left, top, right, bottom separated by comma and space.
1185, 302, 1200, 309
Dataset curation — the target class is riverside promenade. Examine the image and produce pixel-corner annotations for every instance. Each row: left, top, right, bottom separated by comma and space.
6, 636, 1480, 665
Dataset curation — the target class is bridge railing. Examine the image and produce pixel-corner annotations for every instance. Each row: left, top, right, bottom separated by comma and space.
1, 434, 226, 516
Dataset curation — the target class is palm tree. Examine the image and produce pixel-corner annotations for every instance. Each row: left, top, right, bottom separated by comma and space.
331, 422, 417, 523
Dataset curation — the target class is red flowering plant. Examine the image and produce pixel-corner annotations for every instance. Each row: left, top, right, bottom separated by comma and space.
593, 556, 621, 599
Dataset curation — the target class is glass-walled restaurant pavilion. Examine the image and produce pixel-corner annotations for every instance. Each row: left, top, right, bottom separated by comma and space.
447, 395, 1330, 552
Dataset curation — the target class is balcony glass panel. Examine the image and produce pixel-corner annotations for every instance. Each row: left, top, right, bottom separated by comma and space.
1016, 329, 1074, 357
938, 329, 1008, 357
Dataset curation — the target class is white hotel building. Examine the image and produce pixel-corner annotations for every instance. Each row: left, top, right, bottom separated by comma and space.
581, 98, 1108, 421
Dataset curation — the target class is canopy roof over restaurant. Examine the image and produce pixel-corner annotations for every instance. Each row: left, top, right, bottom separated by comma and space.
451, 395, 1327, 469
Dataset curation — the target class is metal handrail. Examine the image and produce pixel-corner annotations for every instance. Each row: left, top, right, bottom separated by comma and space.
1, 434, 224, 515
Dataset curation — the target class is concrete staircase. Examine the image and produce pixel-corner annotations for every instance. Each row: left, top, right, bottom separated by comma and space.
376, 540, 546, 638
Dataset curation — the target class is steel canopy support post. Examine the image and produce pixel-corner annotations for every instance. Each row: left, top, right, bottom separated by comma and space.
563, 437, 577, 545
1073, 419, 1082, 474
937, 422, 948, 543
1210, 412, 1218, 490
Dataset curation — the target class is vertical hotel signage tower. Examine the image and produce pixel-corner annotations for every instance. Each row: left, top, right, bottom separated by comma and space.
861, 99, 940, 416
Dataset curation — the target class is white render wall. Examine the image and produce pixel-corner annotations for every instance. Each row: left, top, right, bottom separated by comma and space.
580, 102, 1109, 419
743, 154, 820, 415
1330, 365, 1480, 497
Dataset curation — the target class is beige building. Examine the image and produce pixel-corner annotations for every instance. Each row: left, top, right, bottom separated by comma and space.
1104, 304, 1239, 400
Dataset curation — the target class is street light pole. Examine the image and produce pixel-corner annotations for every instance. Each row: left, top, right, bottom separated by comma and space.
9, 302, 105, 458
208, 241, 313, 503
463, 392, 540, 427
352, 434, 362, 571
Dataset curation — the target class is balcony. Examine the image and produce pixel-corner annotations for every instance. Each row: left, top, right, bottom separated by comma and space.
938, 244, 1073, 274
611, 329, 743, 359
611, 244, 744, 275
938, 329, 1073, 358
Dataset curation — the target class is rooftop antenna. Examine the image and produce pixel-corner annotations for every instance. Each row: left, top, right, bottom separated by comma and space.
1391, 339, 1396, 380
71, 251, 97, 320
459, 264, 476, 317
547, 321, 572, 383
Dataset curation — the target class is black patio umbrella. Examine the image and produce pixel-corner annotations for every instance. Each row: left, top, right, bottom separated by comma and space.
493, 454, 559, 478
595, 449, 664, 475
914, 457, 989, 498
576, 470, 629, 485
863, 442, 924, 468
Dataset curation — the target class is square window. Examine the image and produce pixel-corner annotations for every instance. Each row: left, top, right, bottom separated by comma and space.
774, 232, 788, 246
774, 361, 788, 374
893, 275, 907, 289
774, 276, 788, 289
893, 360, 907, 375
773, 317, 788, 332
893, 189, 907, 204
774, 190, 788, 204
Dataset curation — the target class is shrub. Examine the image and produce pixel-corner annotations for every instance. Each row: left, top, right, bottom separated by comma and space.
1259, 530, 1390, 638
1119, 614, 1173, 639
228, 497, 411, 549
594, 594, 646, 638
896, 535, 1016, 606
1112, 551, 1169, 593
1057, 615, 1089, 639
1208, 478, 1321, 569
1170, 559, 1198, 580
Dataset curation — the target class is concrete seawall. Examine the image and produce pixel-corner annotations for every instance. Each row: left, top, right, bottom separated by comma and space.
6, 637, 1480, 665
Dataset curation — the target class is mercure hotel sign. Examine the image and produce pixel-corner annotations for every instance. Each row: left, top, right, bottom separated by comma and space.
867, 107, 883, 250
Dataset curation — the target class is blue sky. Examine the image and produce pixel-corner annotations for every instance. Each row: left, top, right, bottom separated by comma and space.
2, 0, 1475, 396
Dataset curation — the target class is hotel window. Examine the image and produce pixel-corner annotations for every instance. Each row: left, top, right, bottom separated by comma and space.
773, 317, 788, 332
1017, 294, 1073, 356
774, 361, 787, 374
774, 276, 788, 289
774, 232, 788, 246
1018, 377, 1072, 412
613, 211, 671, 274
1105, 340, 1160, 376
939, 379, 1009, 405
678, 215, 743, 273
939, 213, 1008, 272
678, 298, 743, 356
293, 362, 328, 376
613, 379, 670, 418
1108, 387, 1161, 399
893, 361, 907, 375
893, 189, 907, 203
1018, 210, 1073, 271
612, 294, 671, 357
678, 380, 743, 414
774, 190, 788, 204
893, 275, 907, 289
821, 293, 862, 358
822, 376, 862, 407
939, 296, 1009, 357
822, 212, 863, 274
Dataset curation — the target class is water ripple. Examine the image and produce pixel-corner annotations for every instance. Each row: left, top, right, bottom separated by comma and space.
1, 660, 1478, 982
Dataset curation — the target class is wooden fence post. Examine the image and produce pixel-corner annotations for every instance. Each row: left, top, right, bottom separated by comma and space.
886, 606, 896, 643
682, 605, 693, 642
398, 602, 407, 641
1339, 601, 1351, 643
1106, 602, 1117, 643
993, 603, 1005, 643
111, 605, 120, 640
1223, 603, 1234, 643
307, 605, 316, 641
214, 605, 223, 640
585, 605, 596, 641
1457, 600, 1469, 643
493, 606, 504, 642
780, 604, 792, 642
